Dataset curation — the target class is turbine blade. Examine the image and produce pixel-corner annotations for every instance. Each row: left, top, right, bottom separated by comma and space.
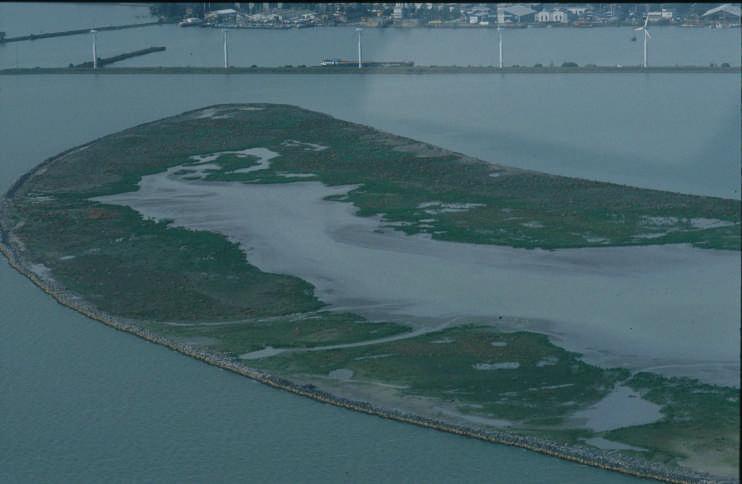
634, 27, 643, 31
645, 30, 652, 39
644, 16, 649, 28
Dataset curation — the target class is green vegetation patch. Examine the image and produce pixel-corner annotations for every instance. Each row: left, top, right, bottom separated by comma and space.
143, 311, 410, 356
605, 372, 740, 474
10, 196, 322, 321
14, 103, 740, 253
250, 324, 738, 475
244, 107, 738, 250
252, 325, 629, 422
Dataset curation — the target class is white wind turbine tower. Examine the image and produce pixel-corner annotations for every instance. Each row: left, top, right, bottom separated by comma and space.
634, 15, 651, 68
223, 29, 229, 69
356, 27, 363, 69
497, 5, 503, 68
90, 29, 97, 69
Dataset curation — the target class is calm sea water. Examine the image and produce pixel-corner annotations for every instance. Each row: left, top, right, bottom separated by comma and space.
1, 4, 739, 483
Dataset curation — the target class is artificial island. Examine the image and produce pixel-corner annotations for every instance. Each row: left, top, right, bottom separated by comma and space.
0, 104, 739, 483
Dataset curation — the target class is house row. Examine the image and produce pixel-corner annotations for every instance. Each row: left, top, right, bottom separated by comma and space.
201, 3, 742, 28
464, 5, 569, 25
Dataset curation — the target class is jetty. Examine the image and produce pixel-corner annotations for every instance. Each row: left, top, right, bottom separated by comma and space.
0, 65, 739, 76
0, 21, 163, 44
73, 46, 167, 68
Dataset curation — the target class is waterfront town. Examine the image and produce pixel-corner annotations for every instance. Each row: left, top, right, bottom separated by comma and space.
156, 3, 742, 29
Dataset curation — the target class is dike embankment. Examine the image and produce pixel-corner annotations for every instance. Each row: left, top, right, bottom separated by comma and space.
0, 146, 734, 484
0, 21, 164, 44
0, 65, 739, 75
73, 46, 167, 68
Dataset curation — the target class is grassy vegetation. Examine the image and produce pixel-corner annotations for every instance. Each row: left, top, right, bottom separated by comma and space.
201, 153, 260, 172
252, 325, 629, 423
11, 196, 322, 321
17, 103, 740, 251
605, 372, 740, 474
142, 311, 410, 356
243, 324, 739, 474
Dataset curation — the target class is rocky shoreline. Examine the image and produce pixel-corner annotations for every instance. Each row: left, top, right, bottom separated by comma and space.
0, 151, 733, 484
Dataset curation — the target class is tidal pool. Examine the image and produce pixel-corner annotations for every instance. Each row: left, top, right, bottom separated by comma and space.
95, 165, 741, 386
567, 385, 664, 432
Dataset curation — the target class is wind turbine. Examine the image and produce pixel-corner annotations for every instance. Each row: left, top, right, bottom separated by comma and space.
634, 15, 651, 68
356, 27, 363, 69
497, 24, 503, 68
496, 4, 503, 68
90, 29, 97, 69
223, 29, 229, 69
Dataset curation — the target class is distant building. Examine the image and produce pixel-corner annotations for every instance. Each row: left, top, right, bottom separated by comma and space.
566, 6, 588, 17
702, 3, 742, 23
206, 8, 238, 24
503, 5, 536, 24
393, 3, 404, 20
536, 9, 569, 24
467, 5, 492, 24
647, 8, 673, 23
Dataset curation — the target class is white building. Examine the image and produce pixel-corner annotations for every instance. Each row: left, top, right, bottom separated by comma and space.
536, 9, 568, 24
566, 7, 588, 16
647, 9, 673, 23
551, 9, 568, 23
206, 8, 238, 24
393, 3, 404, 20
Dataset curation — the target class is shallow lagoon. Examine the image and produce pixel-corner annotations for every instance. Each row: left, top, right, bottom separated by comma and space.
97, 158, 741, 386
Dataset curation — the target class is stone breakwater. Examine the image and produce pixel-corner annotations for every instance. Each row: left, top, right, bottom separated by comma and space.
1, 66, 740, 76
0, 155, 733, 484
